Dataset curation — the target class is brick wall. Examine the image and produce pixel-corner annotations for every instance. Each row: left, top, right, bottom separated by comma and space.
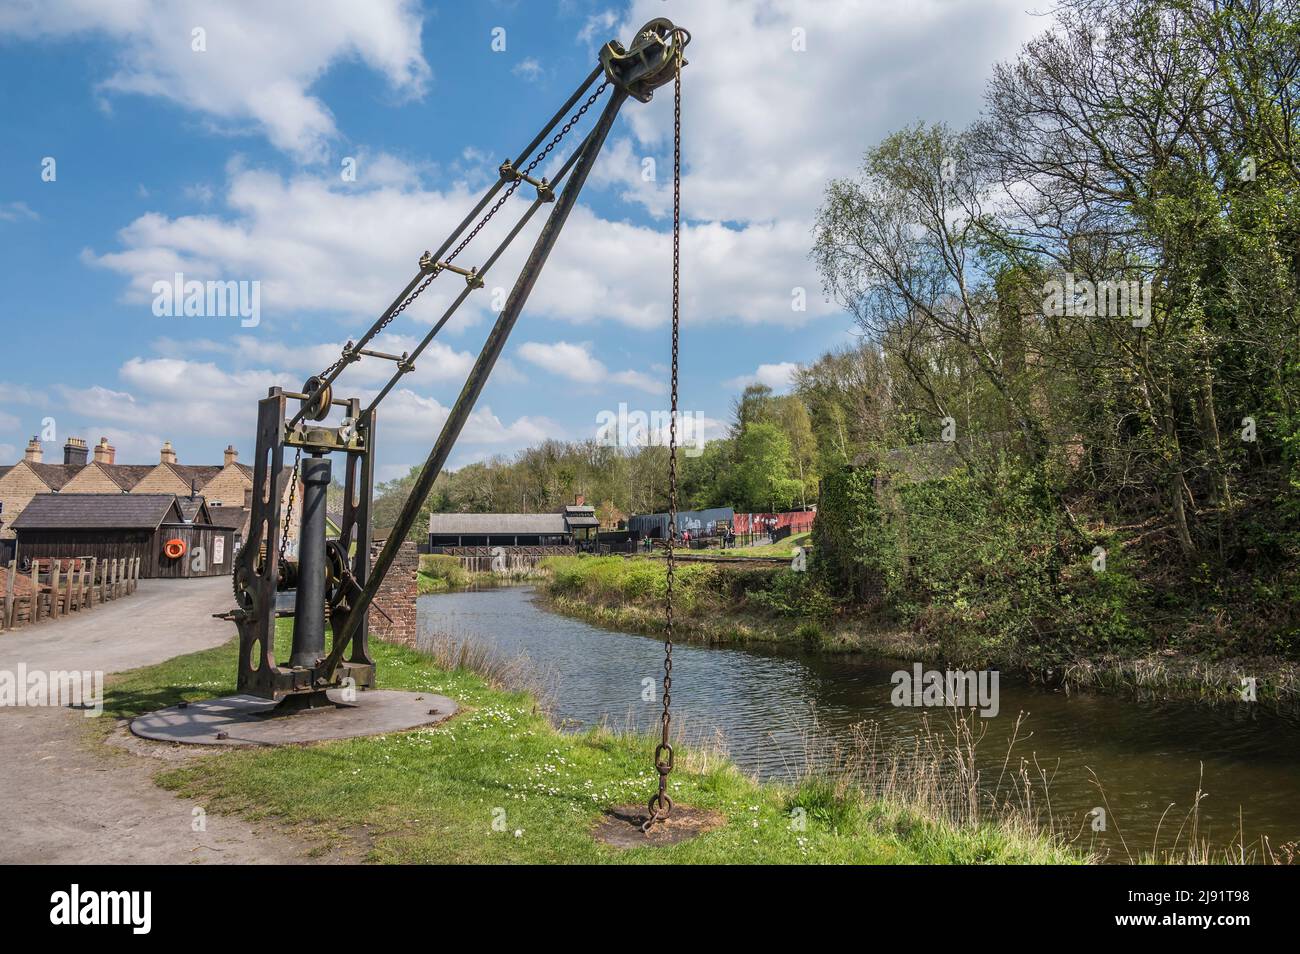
61, 464, 125, 494
368, 540, 418, 647
0, 464, 52, 541
131, 465, 190, 495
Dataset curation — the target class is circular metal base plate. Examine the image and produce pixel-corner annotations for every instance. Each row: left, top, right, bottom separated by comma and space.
129, 689, 456, 747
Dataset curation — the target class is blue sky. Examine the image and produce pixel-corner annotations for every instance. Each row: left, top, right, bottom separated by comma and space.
0, 0, 1046, 481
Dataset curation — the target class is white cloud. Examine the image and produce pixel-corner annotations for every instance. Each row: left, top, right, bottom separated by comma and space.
85, 163, 836, 331
0, 382, 42, 405
576, 10, 619, 46
518, 340, 666, 394
0, 0, 430, 162
0, 201, 39, 222
611, 0, 1045, 223
46, 352, 552, 471
512, 58, 543, 82
151, 333, 477, 388
726, 361, 800, 393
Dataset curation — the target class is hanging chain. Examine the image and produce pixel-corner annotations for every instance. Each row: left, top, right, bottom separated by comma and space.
313, 81, 610, 382
278, 447, 302, 564
645, 34, 684, 833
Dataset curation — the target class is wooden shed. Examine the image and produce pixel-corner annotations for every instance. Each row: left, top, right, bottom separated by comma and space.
11, 493, 235, 579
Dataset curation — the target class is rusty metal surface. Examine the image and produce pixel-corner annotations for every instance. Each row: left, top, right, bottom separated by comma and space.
644, 25, 687, 833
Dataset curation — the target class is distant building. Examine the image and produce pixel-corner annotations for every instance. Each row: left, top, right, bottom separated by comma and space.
628, 507, 735, 540
10, 492, 235, 578
0, 436, 298, 564
427, 512, 574, 549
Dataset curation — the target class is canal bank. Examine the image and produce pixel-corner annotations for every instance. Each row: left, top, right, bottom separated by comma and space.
95, 619, 1075, 865
538, 556, 1300, 710
421, 586, 1300, 861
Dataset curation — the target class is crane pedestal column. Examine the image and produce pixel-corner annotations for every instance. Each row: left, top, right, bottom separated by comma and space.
290, 454, 331, 671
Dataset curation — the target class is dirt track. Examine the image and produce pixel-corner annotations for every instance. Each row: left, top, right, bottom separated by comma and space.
0, 577, 315, 864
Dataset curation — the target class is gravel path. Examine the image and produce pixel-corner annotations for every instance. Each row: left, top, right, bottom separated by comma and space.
0, 577, 316, 864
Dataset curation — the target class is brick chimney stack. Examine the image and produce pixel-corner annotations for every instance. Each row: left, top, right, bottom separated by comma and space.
24, 436, 42, 463
63, 436, 88, 467
93, 437, 116, 465
224, 444, 238, 466
160, 440, 177, 464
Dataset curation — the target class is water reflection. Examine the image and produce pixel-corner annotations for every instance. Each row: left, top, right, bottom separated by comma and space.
418, 586, 1300, 858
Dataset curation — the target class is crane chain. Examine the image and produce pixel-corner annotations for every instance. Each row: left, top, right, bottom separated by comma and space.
644, 33, 684, 834
312, 80, 610, 384
278, 447, 302, 565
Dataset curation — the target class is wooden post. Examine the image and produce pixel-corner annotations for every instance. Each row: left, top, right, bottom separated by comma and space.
74, 559, 86, 611
132, 556, 140, 592
49, 562, 62, 619
100, 560, 110, 603
111, 559, 120, 600
2, 562, 13, 631
62, 561, 74, 615
30, 562, 41, 623
88, 558, 98, 607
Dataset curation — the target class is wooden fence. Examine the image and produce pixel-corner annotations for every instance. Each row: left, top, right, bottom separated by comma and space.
0, 556, 141, 633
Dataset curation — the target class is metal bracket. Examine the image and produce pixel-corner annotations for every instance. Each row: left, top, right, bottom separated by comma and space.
498, 160, 555, 202
418, 251, 485, 288
599, 18, 688, 103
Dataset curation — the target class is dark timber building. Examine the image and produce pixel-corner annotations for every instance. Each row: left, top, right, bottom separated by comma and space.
10, 493, 235, 579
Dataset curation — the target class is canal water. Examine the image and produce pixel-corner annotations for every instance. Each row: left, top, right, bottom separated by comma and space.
418, 586, 1300, 859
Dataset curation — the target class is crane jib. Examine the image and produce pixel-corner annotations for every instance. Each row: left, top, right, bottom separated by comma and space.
226, 20, 692, 816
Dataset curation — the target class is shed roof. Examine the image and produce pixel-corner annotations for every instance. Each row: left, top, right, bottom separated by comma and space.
175, 495, 213, 524
428, 512, 569, 535
11, 494, 185, 530
207, 505, 249, 530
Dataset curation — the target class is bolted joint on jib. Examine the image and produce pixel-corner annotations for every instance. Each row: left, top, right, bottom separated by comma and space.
419, 252, 484, 288
498, 160, 555, 202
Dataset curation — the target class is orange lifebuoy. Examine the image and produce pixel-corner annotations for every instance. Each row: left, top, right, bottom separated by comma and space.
163, 538, 187, 559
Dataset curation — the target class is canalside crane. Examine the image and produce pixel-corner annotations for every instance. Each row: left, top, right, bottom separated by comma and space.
228, 19, 690, 826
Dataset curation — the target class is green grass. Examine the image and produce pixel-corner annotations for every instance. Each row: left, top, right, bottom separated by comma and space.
98, 624, 1077, 864
721, 531, 813, 558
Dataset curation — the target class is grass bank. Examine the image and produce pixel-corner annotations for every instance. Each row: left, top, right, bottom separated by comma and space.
538, 556, 1300, 708
96, 623, 1077, 864
417, 553, 543, 594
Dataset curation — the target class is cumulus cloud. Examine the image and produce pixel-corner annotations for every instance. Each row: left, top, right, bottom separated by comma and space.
85, 163, 836, 332
726, 361, 800, 393
517, 340, 666, 395
0, 0, 430, 161
612, 0, 1045, 224
512, 58, 543, 82
35, 347, 557, 472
